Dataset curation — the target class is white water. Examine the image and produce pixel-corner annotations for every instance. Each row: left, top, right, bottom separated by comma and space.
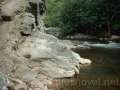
82, 42, 120, 49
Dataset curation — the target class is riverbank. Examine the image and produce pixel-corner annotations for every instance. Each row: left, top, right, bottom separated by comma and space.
0, 29, 92, 90
56, 41, 120, 90
64, 33, 120, 43
0, 0, 92, 90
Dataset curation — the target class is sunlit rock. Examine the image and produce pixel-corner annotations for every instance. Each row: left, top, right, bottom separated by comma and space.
80, 58, 92, 64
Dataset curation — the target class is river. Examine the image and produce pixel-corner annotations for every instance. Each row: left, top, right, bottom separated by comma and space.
58, 41, 120, 90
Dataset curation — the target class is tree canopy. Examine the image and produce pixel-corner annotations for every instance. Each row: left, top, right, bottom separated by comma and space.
45, 0, 120, 37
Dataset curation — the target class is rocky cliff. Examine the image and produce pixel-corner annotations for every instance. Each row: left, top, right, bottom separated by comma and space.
0, 0, 91, 90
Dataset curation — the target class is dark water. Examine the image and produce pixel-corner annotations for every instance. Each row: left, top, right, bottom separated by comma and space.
59, 43, 120, 90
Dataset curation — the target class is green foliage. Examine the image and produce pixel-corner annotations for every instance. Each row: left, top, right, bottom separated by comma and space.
44, 0, 63, 27
45, 0, 120, 36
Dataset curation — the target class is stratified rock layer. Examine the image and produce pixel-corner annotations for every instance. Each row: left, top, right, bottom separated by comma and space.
0, 0, 91, 90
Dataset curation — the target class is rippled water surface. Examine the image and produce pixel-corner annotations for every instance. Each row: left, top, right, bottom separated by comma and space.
59, 42, 120, 90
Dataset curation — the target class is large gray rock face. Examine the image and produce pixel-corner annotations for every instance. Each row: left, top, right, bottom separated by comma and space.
0, 0, 91, 90
16, 32, 79, 78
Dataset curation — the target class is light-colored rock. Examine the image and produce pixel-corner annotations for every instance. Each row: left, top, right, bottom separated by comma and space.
15, 31, 91, 79
80, 58, 92, 64
29, 79, 48, 90
19, 13, 36, 33
0, 0, 91, 90
45, 27, 61, 37
8, 78, 27, 90
61, 40, 75, 49
0, 72, 8, 90
1, 0, 26, 16
72, 52, 91, 64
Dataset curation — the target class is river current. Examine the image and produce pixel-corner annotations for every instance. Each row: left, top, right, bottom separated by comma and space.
59, 42, 120, 90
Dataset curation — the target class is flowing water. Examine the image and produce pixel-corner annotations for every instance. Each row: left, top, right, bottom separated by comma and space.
58, 42, 120, 90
